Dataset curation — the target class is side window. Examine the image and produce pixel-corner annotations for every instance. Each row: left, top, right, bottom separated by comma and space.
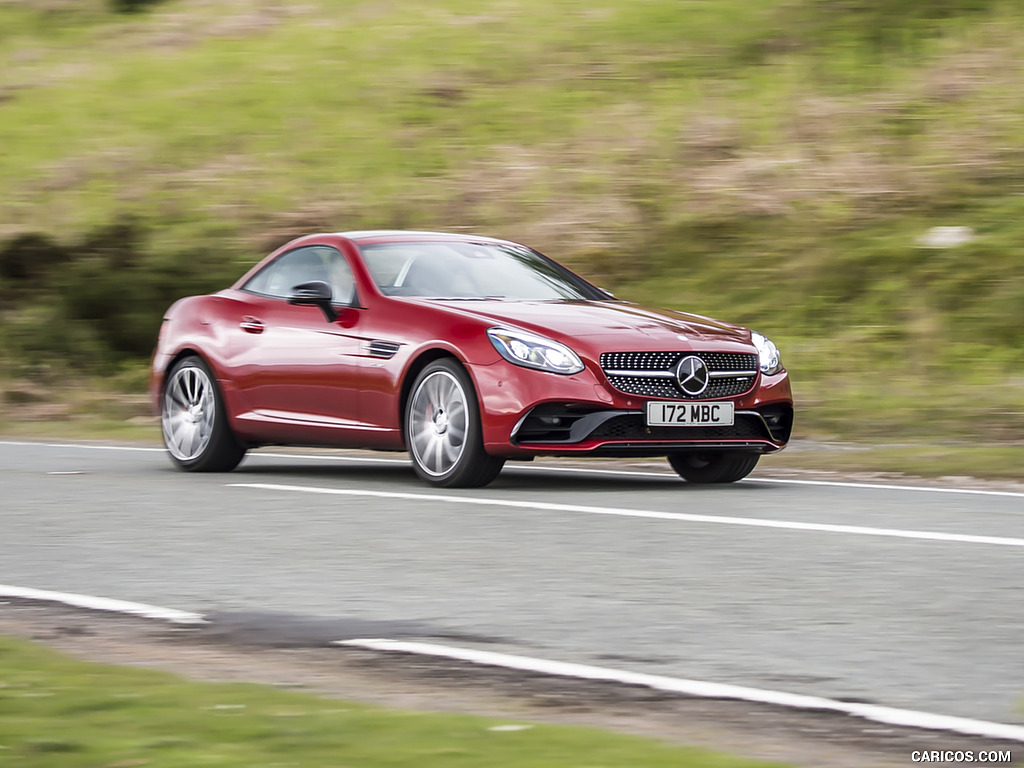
243, 246, 356, 305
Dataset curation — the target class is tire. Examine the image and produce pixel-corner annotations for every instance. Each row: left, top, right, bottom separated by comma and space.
161, 355, 246, 472
668, 451, 759, 484
405, 358, 505, 488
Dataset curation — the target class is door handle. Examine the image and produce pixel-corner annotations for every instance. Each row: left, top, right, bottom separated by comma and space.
240, 316, 265, 334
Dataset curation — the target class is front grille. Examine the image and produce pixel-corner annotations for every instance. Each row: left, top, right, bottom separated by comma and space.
601, 351, 681, 371
602, 375, 678, 398
604, 375, 753, 399
600, 351, 758, 400
589, 414, 770, 442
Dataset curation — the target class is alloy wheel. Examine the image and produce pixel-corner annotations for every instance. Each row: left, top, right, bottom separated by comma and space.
408, 369, 469, 477
162, 364, 216, 462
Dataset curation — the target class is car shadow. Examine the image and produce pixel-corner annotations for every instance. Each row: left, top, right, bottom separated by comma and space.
231, 458, 769, 492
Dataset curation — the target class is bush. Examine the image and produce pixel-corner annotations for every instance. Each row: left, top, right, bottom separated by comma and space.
109, 0, 165, 14
0, 233, 69, 285
0, 217, 240, 372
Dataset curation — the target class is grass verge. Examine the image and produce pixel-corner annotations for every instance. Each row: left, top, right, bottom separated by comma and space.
766, 441, 1024, 482
3, 0, 1024, 446
0, 416, 158, 443
0, 636, 786, 768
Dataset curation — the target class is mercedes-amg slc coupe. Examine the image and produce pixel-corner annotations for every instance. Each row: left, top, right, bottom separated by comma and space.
152, 230, 793, 487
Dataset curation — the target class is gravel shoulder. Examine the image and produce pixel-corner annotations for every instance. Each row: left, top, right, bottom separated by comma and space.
2, 600, 1017, 768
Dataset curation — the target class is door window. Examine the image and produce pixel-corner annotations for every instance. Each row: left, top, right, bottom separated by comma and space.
243, 246, 356, 305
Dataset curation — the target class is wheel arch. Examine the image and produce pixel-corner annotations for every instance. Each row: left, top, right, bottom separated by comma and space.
161, 347, 247, 429
160, 347, 235, 417
163, 347, 209, 392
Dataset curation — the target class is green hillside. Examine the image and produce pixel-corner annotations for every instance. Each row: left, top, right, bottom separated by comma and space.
2, 0, 1023, 442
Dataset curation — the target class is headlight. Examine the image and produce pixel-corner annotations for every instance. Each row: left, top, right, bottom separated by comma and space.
487, 327, 584, 375
751, 331, 783, 375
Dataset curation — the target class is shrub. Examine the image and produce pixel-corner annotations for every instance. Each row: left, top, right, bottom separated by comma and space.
109, 0, 165, 14
0, 233, 69, 285
0, 217, 240, 371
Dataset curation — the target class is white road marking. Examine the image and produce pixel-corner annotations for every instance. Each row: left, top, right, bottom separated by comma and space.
2, 439, 1023, 499
4, 580, 1023, 743
0, 584, 205, 624
255, 457, 1024, 499
748, 476, 1024, 499
230, 482, 1024, 548
0, 440, 165, 452
339, 639, 1024, 743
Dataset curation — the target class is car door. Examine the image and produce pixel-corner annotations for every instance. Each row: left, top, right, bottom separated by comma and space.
228, 245, 364, 428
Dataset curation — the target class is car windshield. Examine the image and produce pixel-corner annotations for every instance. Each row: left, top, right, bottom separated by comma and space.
358, 241, 609, 301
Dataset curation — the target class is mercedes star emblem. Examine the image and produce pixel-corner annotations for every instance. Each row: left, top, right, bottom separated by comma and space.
676, 355, 710, 396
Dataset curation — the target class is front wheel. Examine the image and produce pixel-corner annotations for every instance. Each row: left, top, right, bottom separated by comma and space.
405, 359, 504, 488
668, 451, 759, 484
161, 355, 246, 472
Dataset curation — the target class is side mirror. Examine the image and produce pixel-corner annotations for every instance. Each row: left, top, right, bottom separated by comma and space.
288, 280, 337, 322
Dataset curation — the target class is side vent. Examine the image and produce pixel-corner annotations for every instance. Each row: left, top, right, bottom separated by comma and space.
367, 340, 401, 359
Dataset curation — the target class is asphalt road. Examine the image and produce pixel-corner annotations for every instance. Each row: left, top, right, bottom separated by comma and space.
2, 440, 1022, 727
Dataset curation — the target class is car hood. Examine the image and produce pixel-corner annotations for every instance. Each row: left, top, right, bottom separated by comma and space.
426, 299, 754, 351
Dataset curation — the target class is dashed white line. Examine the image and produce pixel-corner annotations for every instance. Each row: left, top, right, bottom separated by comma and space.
340, 638, 1024, 743
229, 482, 1024, 548
0, 440, 165, 452
748, 476, 1024, 499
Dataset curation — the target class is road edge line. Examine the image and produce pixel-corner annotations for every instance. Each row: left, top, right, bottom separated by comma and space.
338, 638, 1024, 743
2, 584, 1021, 743
0, 584, 206, 624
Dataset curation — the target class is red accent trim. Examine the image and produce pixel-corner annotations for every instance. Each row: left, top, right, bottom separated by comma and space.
517, 438, 782, 452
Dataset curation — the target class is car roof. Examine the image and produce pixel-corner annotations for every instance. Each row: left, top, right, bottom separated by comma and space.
336, 229, 517, 245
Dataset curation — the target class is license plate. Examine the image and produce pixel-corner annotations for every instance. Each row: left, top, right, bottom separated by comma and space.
646, 401, 735, 427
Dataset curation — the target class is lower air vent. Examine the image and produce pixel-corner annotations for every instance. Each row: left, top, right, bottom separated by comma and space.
512, 403, 602, 444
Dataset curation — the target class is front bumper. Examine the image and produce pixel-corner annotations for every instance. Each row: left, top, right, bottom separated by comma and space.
470, 359, 793, 459
513, 405, 791, 454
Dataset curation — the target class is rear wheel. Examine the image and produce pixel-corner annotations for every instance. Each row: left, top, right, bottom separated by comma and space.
668, 451, 759, 484
161, 355, 246, 472
405, 359, 504, 488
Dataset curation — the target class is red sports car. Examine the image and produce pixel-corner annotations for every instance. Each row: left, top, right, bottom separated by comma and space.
151, 230, 793, 487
